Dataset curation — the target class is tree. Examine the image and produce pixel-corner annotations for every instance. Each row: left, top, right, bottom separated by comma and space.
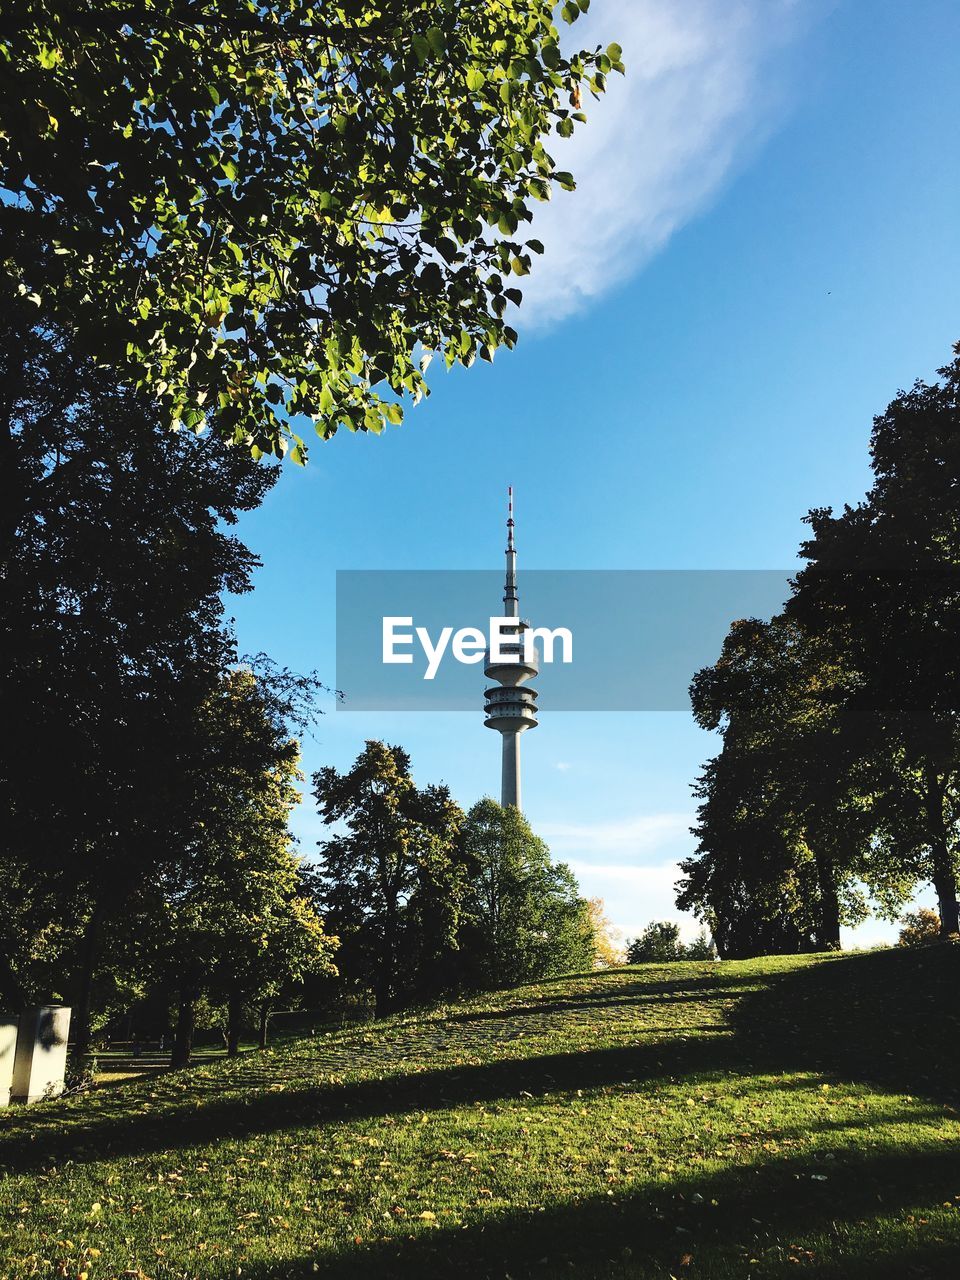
684, 929, 716, 961
0, 319, 273, 1050
398, 783, 473, 1004
154, 671, 338, 1066
679, 345, 960, 953
460, 799, 594, 987
789, 346, 960, 936
679, 746, 823, 960
586, 898, 625, 968
1, 2, 621, 456
626, 921, 684, 964
312, 741, 465, 1015
898, 908, 943, 948
679, 616, 874, 957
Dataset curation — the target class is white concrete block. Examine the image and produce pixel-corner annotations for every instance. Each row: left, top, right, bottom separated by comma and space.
10, 1006, 71, 1104
0, 1018, 18, 1106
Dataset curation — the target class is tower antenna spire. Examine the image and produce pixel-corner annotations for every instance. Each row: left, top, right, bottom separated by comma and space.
504, 485, 518, 618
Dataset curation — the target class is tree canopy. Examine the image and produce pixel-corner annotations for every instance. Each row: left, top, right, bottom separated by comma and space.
788, 350, 960, 935
625, 921, 684, 964
681, 616, 873, 956
312, 740, 467, 1014
1, 1, 621, 459
678, 344, 960, 956
0, 320, 340, 1063
460, 798, 594, 986
0, 320, 273, 1016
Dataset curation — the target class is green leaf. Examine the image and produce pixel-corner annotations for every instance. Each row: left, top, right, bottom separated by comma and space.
554, 171, 576, 191
556, 118, 574, 138
436, 237, 459, 264
3, 0, 609, 462
606, 42, 623, 63
384, 403, 403, 426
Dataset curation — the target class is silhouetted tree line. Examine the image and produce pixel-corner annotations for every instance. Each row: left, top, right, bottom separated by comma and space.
677, 343, 960, 957
0, 316, 597, 1070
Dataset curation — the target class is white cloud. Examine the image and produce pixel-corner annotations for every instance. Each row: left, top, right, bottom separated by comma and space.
568, 857, 700, 939
519, 0, 815, 326
554, 760, 573, 772
538, 811, 693, 857
517, 812, 698, 934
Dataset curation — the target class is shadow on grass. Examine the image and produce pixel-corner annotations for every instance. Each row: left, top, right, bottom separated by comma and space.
440, 983, 752, 1030
735, 944, 960, 1104
203, 1143, 959, 1280
0, 970, 746, 1173
0, 1031, 738, 1174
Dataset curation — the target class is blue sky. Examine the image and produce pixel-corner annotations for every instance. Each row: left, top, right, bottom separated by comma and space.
230, 0, 959, 946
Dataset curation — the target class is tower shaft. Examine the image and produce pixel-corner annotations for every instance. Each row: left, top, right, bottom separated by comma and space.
501, 731, 521, 811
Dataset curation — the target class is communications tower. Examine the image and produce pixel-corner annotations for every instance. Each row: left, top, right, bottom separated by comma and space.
483, 488, 538, 810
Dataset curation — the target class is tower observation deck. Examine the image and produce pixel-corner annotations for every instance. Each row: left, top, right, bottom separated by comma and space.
483, 488, 538, 810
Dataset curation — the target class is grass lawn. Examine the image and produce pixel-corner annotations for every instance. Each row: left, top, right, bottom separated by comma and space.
1, 946, 958, 1279
91, 1047, 268, 1091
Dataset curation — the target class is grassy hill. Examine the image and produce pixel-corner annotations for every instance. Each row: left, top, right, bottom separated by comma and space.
1, 947, 958, 1279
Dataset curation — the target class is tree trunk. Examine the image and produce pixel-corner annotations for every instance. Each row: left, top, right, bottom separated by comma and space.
925, 770, 960, 937
257, 1002, 270, 1050
710, 911, 730, 961
226, 992, 244, 1057
70, 901, 106, 1067
814, 851, 842, 951
375, 893, 399, 1018
931, 847, 960, 937
171, 985, 196, 1068
373, 978, 395, 1019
